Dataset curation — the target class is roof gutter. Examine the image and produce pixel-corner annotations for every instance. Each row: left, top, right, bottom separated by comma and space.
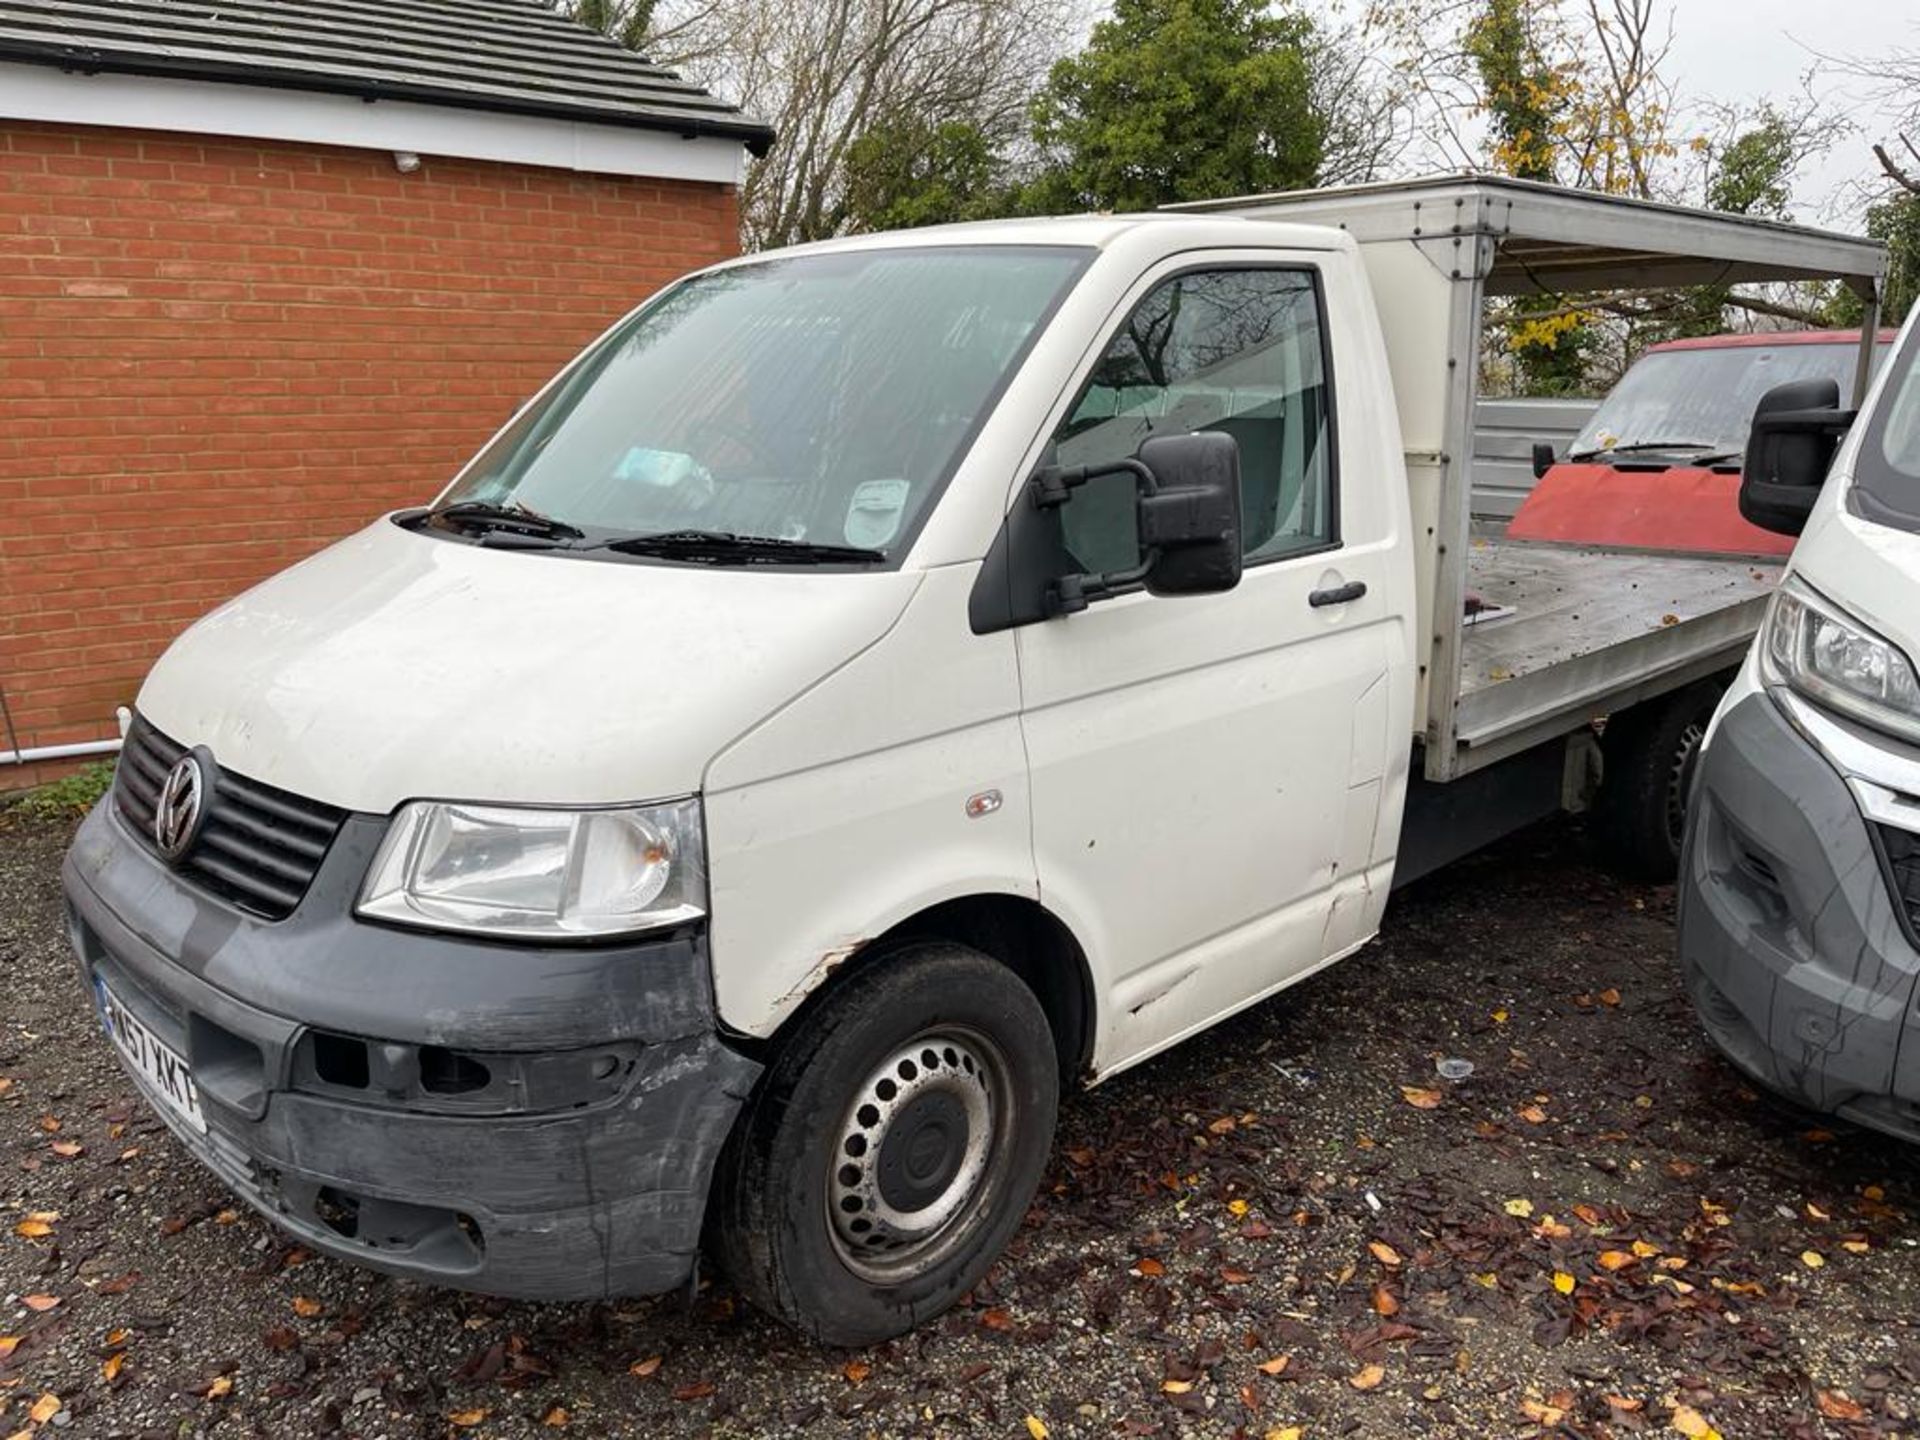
0, 41, 777, 157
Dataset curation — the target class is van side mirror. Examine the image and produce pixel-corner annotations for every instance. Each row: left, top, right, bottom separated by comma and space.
1739, 378, 1855, 537
1531, 441, 1556, 479
1135, 432, 1244, 598
1030, 431, 1244, 615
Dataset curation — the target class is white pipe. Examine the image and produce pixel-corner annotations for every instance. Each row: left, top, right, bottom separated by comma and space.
1, 736, 122, 766
0, 706, 131, 767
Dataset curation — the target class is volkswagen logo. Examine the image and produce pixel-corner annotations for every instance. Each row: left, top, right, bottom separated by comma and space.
153, 752, 211, 862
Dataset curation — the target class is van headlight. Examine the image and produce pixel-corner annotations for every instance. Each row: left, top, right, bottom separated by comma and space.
1761, 579, 1920, 747
357, 799, 705, 940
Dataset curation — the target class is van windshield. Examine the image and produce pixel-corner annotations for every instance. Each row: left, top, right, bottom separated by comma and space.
438, 245, 1091, 561
1856, 323, 1920, 531
1568, 339, 1886, 461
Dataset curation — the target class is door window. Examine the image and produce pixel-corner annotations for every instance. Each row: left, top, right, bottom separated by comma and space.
1048, 268, 1336, 576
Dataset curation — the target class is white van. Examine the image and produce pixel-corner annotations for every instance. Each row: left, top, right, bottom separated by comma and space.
1679, 307, 1920, 1143
62, 179, 1887, 1343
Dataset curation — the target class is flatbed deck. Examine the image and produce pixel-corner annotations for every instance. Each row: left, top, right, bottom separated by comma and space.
1456, 539, 1782, 767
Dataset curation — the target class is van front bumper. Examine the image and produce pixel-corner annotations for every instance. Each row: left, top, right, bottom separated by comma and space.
1677, 688, 1920, 1143
62, 798, 761, 1300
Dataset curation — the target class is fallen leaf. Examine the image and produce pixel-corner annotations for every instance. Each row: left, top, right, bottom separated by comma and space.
1208, 1116, 1236, 1134
1670, 1403, 1722, 1438
1257, 1356, 1292, 1376
1371, 1282, 1400, 1316
629, 1355, 663, 1377
1607, 1395, 1644, 1412
1518, 1104, 1548, 1125
1136, 1257, 1165, 1277
1492, 1008, 1509, 1024
22, 1294, 59, 1312
1025, 1417, 1049, 1440
215, 1209, 240, 1225
1367, 1241, 1402, 1267
1816, 1390, 1867, 1422
1503, 1199, 1534, 1218
543, 1406, 570, 1427
204, 1376, 233, 1399
1349, 1364, 1385, 1391
1597, 1250, 1636, 1271
1522, 1397, 1568, 1425
1472, 1271, 1499, 1289
291, 1295, 324, 1317
1400, 1086, 1444, 1109
1598, 987, 1621, 1006
1572, 1204, 1605, 1227
671, 1380, 715, 1401
262, 1327, 299, 1352
449, 1409, 489, 1428
1800, 1249, 1825, 1269
1632, 1239, 1662, 1259
1161, 1379, 1194, 1394
1267, 1429, 1304, 1440
1227, 1198, 1250, 1218
981, 1307, 1015, 1331
1552, 1271, 1575, 1295
0, 1337, 17, 1359
1842, 1239, 1870, 1254
1222, 1267, 1254, 1284
842, 1360, 870, 1386
13, 1219, 53, 1239
37, 1115, 60, 1134
49, 1141, 83, 1158
102, 1352, 125, 1382
1533, 1216, 1571, 1239
29, 1395, 60, 1425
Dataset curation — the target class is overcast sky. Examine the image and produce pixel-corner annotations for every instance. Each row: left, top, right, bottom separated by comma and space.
1666, 0, 1915, 225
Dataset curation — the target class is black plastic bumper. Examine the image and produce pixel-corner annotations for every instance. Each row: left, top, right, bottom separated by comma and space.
1677, 690, 1920, 1142
62, 798, 762, 1300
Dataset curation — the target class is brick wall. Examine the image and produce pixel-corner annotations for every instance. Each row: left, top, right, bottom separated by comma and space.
0, 120, 740, 790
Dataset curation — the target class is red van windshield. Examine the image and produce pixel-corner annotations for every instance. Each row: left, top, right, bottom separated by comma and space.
1569, 340, 1889, 461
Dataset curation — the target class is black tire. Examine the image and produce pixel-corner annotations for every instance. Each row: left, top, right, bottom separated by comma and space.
1592, 679, 1723, 882
705, 942, 1058, 1346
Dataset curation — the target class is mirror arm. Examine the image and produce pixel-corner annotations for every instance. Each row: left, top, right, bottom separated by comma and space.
1029, 458, 1162, 618
1030, 457, 1157, 510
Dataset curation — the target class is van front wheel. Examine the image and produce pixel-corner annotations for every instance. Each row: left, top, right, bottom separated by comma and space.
705, 942, 1059, 1346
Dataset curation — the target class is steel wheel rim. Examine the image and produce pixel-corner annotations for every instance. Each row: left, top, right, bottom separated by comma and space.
1666, 718, 1707, 856
825, 1026, 1011, 1282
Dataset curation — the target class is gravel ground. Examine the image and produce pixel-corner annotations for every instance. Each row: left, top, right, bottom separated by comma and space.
4, 809, 1919, 1440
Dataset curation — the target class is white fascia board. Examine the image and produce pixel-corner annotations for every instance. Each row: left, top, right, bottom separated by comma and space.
0, 62, 746, 185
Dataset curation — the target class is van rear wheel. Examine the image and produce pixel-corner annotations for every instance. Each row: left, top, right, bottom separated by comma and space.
705, 942, 1058, 1346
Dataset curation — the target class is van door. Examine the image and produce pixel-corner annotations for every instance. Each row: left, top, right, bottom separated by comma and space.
1015, 260, 1394, 1072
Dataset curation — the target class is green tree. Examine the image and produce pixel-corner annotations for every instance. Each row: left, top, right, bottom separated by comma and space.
840, 119, 1013, 232
1467, 0, 1589, 393
1022, 0, 1325, 215
558, 0, 655, 50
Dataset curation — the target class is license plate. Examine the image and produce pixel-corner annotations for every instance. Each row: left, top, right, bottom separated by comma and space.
96, 979, 206, 1135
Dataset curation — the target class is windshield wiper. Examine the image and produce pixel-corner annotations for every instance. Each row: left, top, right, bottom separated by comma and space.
425, 499, 586, 542
600, 529, 886, 565
1567, 439, 1724, 460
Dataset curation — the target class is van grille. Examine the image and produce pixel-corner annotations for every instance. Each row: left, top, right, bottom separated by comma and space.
1881, 825, 1920, 942
113, 713, 345, 921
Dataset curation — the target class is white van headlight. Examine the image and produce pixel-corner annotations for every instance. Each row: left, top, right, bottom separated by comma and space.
1762, 579, 1920, 746
357, 799, 706, 940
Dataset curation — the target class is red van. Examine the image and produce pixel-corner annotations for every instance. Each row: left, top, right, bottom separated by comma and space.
1510, 330, 1893, 555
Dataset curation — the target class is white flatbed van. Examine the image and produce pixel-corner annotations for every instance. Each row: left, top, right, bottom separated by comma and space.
63, 177, 1885, 1343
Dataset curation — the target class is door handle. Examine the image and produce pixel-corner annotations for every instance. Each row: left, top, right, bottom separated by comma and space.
1308, 579, 1367, 608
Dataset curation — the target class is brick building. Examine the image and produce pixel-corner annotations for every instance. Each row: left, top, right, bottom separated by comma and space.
0, 0, 770, 789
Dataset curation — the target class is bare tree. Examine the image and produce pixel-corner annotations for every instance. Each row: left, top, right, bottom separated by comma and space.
643, 0, 1074, 248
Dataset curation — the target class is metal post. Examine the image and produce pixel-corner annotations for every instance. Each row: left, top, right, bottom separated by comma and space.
1852, 284, 1881, 409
